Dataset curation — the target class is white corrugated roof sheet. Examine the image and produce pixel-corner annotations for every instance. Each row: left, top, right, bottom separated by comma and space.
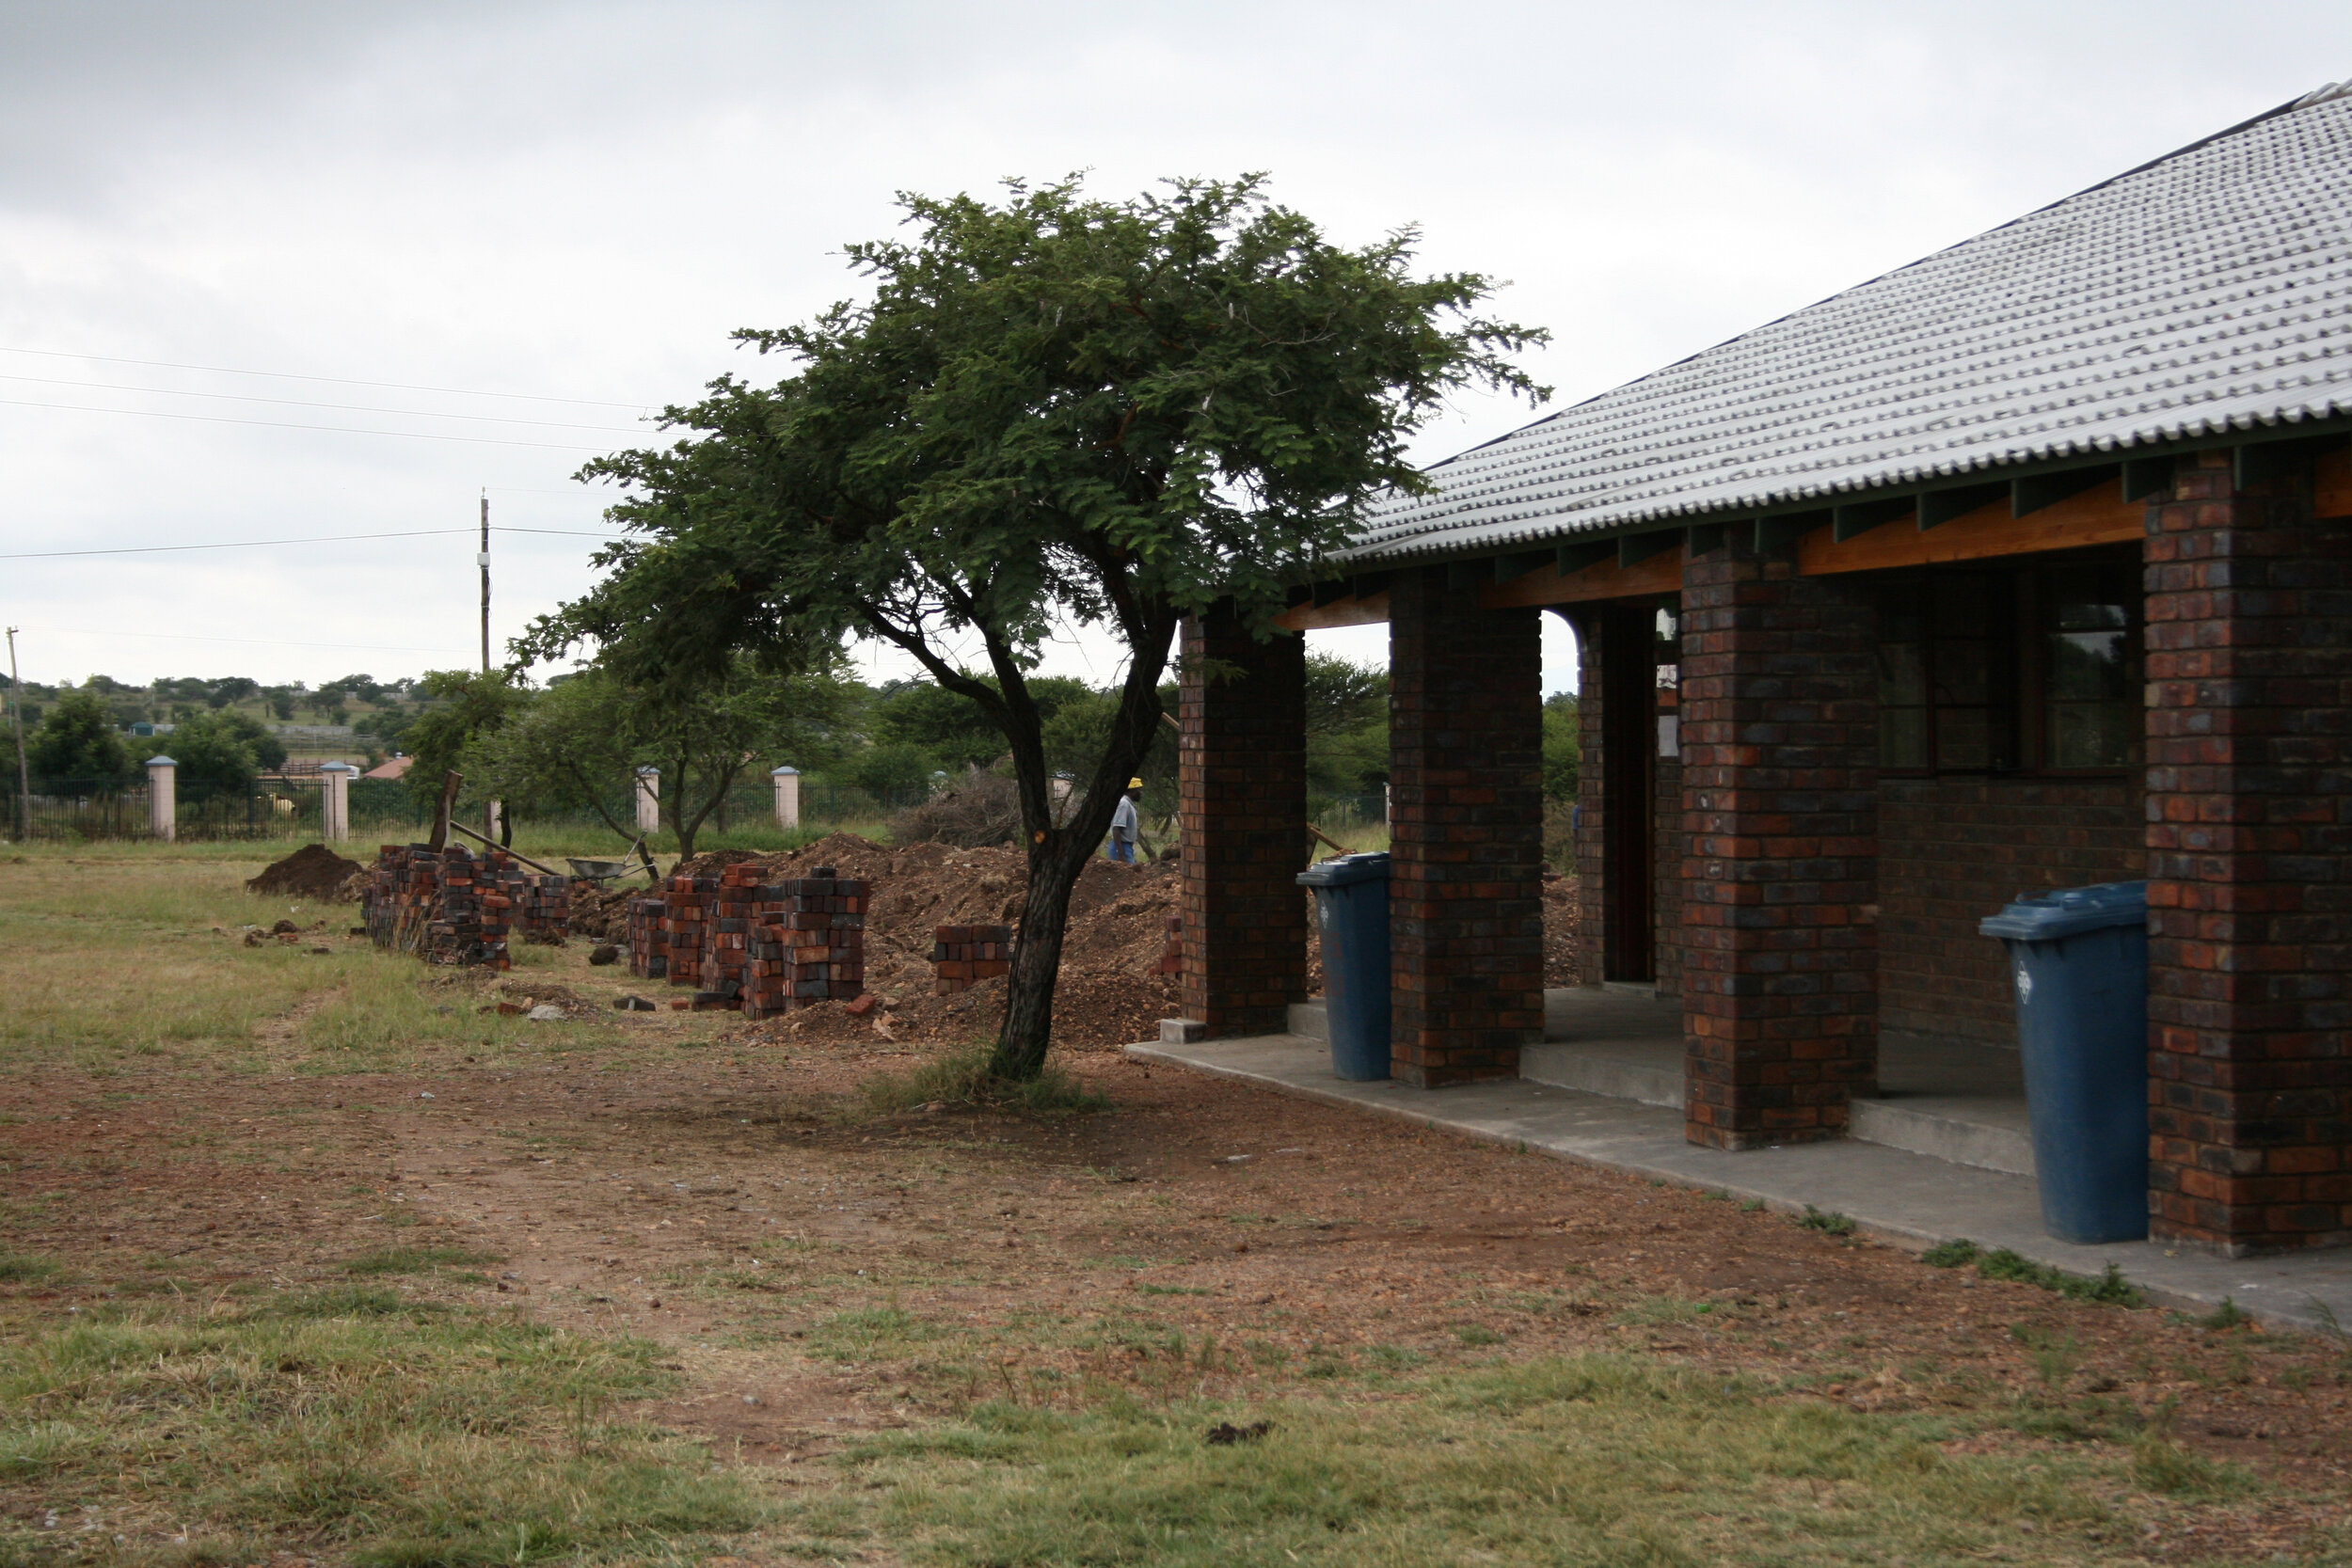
1350, 82, 2352, 562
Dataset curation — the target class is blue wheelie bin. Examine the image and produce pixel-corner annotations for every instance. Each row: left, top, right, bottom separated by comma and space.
1296, 852, 1391, 1081
1979, 881, 2151, 1244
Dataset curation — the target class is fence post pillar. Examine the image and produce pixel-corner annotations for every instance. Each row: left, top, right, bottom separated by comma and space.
146, 755, 177, 843
320, 763, 355, 843
635, 767, 661, 835
771, 766, 800, 831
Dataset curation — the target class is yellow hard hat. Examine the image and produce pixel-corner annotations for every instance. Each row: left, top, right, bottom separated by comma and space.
1128, 778, 1144, 789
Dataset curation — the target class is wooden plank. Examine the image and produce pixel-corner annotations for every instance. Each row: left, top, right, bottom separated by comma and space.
1275, 591, 1392, 631
1799, 476, 2140, 574
1481, 546, 1685, 609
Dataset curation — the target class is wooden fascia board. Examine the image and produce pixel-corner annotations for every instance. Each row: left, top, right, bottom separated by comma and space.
1797, 476, 2140, 574
1481, 547, 1685, 609
1274, 591, 1392, 631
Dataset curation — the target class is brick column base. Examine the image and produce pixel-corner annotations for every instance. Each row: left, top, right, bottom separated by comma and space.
1179, 605, 1308, 1037
1679, 541, 1878, 1148
1388, 567, 1544, 1085
2145, 450, 2352, 1255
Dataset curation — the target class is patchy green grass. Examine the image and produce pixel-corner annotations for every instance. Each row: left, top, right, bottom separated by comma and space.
1921, 1239, 2146, 1307
0, 1292, 759, 1565
341, 1244, 503, 1277
857, 1045, 1111, 1118
839, 1355, 2167, 1566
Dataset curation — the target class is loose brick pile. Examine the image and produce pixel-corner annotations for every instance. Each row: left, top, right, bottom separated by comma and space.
620, 863, 868, 1015
931, 923, 1011, 994
359, 843, 569, 966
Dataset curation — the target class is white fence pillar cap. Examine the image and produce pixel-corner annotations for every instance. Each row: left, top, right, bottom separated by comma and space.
771, 766, 800, 776
636, 766, 660, 776
146, 754, 177, 768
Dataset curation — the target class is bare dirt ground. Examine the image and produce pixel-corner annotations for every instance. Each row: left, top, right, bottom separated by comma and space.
5, 919, 2350, 1562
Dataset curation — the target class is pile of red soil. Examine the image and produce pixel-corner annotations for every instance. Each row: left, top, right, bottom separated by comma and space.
245, 843, 366, 903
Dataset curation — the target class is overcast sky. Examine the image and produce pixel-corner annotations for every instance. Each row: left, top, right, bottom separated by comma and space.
3, 0, 2345, 699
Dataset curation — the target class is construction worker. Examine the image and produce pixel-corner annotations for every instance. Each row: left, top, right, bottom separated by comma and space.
1105, 777, 1144, 863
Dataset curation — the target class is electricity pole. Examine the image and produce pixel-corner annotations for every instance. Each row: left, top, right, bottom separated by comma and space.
6, 626, 29, 841
478, 490, 491, 674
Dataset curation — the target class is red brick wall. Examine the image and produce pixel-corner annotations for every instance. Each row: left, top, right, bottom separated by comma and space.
1389, 567, 1546, 1085
2143, 450, 2352, 1255
1179, 606, 1309, 1037
1879, 779, 2143, 1048
1679, 542, 1879, 1148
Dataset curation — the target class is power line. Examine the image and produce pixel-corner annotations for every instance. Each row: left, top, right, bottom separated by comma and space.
0, 345, 651, 409
0, 372, 652, 433
0, 396, 625, 450
0, 524, 628, 561
21, 625, 469, 655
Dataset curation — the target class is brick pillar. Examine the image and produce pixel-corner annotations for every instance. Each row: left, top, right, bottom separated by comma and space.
2144, 450, 2352, 1255
1679, 540, 1878, 1149
1178, 604, 1308, 1037
1569, 610, 1608, 987
1388, 567, 1545, 1086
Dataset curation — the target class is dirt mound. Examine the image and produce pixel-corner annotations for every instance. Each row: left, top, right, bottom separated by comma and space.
246, 843, 366, 903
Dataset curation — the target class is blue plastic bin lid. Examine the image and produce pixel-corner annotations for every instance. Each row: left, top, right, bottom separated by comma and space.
1297, 851, 1391, 888
1978, 879, 2147, 942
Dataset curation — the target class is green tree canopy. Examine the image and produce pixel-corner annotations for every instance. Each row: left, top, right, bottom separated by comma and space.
525, 175, 1541, 1080
26, 690, 134, 788
164, 712, 261, 800
403, 671, 531, 812
469, 655, 851, 858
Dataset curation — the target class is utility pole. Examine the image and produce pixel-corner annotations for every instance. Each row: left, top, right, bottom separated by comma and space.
6, 626, 29, 841
478, 490, 491, 674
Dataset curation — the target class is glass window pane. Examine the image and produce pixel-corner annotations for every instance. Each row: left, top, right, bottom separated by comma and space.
1934, 639, 1990, 707
1937, 706, 1990, 769
1931, 576, 1991, 637
1881, 706, 1927, 768
1877, 641, 1926, 706
2048, 629, 2127, 702
2050, 702, 2133, 768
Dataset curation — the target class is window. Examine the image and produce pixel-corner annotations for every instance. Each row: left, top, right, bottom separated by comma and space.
1874, 556, 2137, 774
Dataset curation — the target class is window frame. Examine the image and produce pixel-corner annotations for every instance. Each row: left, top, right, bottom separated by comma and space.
1870, 546, 2141, 779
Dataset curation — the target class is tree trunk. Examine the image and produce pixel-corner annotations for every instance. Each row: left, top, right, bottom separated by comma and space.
985, 616, 1179, 1082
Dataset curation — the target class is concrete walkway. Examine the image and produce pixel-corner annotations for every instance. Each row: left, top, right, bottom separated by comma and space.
1125, 1031, 2352, 1334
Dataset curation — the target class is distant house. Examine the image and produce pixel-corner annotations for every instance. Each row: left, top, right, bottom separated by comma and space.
1179, 80, 2352, 1258
362, 755, 412, 782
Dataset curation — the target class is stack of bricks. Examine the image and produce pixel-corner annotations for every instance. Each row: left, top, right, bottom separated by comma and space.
931, 923, 1011, 993
359, 843, 515, 968
740, 866, 867, 1018
511, 873, 571, 944
627, 895, 669, 979
660, 876, 714, 989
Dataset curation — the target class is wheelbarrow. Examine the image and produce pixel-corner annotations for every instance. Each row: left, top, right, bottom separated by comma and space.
566, 838, 659, 884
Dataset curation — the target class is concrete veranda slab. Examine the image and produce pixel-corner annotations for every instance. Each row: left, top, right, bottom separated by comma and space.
1124, 1032, 2352, 1335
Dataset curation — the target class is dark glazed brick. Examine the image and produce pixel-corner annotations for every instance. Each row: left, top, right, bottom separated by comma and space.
2143, 450, 2352, 1256
1178, 605, 1310, 1037
1389, 568, 1545, 1086
1679, 541, 1878, 1149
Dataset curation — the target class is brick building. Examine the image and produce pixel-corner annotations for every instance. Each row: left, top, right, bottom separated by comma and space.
1178, 82, 2352, 1257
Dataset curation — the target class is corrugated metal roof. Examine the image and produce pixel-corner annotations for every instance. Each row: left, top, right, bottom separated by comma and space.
1349, 82, 2352, 562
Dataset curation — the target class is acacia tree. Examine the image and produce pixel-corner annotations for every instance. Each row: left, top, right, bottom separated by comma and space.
526, 177, 1541, 1082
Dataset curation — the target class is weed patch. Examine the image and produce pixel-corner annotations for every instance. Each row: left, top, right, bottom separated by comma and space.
858, 1045, 1109, 1117
1917, 1240, 2145, 1307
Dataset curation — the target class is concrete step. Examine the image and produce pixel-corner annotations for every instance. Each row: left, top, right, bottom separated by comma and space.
1518, 1042, 1683, 1110
1850, 1095, 2037, 1177
1287, 1001, 1329, 1040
